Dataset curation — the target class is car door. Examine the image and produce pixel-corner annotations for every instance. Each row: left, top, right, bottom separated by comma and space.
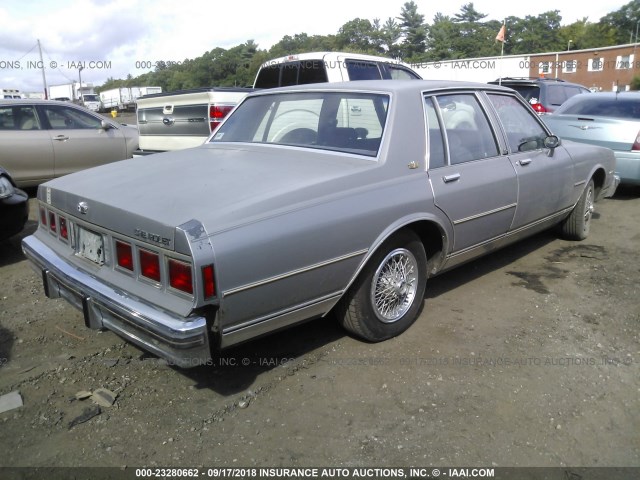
485, 93, 574, 230
0, 104, 55, 187
426, 93, 518, 253
37, 103, 127, 179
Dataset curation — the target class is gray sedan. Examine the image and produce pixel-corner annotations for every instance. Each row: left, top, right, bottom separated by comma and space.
22, 81, 618, 367
543, 92, 640, 185
0, 99, 138, 187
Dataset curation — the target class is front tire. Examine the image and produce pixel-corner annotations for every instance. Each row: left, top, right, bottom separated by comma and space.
561, 179, 595, 240
338, 230, 427, 342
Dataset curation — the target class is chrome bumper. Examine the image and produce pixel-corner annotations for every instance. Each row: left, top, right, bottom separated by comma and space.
22, 235, 212, 368
604, 174, 621, 198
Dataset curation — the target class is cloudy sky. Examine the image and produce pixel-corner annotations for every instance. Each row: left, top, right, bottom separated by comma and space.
0, 0, 627, 93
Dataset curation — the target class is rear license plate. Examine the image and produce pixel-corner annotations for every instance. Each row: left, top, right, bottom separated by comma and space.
77, 227, 105, 265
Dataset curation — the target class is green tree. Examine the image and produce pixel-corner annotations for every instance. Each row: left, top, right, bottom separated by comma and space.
336, 18, 380, 53
427, 13, 457, 61
378, 17, 403, 58
599, 0, 640, 45
450, 3, 502, 58
398, 1, 427, 61
505, 11, 563, 55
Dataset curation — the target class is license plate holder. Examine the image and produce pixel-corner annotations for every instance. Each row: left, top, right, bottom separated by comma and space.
77, 227, 105, 265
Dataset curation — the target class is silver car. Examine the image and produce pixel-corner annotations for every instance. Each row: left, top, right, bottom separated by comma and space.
542, 92, 640, 185
22, 81, 619, 367
0, 99, 138, 187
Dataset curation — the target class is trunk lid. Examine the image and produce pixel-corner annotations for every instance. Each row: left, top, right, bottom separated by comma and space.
41, 143, 376, 248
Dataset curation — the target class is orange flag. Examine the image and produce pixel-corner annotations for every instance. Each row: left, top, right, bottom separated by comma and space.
495, 24, 506, 43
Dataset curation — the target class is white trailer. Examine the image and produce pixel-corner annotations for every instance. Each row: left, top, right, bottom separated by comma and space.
49, 83, 97, 110
99, 87, 136, 112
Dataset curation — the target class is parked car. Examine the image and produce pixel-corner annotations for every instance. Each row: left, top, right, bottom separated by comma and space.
489, 77, 590, 114
22, 80, 618, 367
0, 99, 138, 187
0, 166, 29, 241
543, 92, 640, 185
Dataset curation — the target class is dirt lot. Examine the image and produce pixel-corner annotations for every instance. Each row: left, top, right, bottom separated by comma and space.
1, 186, 639, 470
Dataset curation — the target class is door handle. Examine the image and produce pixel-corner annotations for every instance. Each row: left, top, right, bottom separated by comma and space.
54, 135, 70, 141
443, 173, 461, 183
519, 158, 532, 166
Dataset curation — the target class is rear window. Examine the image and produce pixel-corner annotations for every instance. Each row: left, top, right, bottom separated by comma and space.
507, 85, 541, 103
345, 61, 383, 80
546, 85, 567, 106
556, 96, 640, 119
254, 64, 280, 89
254, 61, 329, 88
211, 91, 389, 157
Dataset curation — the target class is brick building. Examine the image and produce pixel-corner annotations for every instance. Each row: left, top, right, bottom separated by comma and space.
530, 43, 640, 92
413, 43, 640, 92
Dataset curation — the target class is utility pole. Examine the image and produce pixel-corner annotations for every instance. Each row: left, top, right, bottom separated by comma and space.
37, 39, 48, 99
78, 66, 84, 102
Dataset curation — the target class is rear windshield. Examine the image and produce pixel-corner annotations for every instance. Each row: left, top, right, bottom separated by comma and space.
555, 96, 640, 119
211, 91, 389, 157
254, 61, 329, 88
507, 85, 541, 103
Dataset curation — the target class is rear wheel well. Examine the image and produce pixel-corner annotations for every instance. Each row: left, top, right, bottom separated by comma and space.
592, 168, 606, 197
402, 221, 445, 276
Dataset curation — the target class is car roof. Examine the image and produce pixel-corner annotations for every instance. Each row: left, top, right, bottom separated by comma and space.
262, 51, 413, 66
569, 91, 640, 98
0, 99, 87, 108
248, 79, 516, 96
0, 99, 74, 106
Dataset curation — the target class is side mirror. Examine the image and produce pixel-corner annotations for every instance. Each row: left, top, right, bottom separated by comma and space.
101, 120, 114, 131
544, 135, 560, 149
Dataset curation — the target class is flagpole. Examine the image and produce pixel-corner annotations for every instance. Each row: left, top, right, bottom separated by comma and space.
498, 20, 505, 86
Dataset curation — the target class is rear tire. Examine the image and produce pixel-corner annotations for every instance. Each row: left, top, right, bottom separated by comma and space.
338, 230, 427, 342
561, 179, 595, 240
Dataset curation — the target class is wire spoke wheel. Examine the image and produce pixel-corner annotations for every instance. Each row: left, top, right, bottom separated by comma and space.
560, 178, 595, 241
370, 248, 418, 323
337, 230, 427, 342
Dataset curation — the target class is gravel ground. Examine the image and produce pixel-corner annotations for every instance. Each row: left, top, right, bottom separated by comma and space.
0, 185, 638, 472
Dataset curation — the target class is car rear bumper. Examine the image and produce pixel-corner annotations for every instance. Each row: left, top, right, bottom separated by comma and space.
603, 174, 621, 198
21, 235, 213, 368
614, 151, 640, 185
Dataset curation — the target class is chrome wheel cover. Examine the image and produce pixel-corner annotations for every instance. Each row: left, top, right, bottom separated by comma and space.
370, 248, 418, 323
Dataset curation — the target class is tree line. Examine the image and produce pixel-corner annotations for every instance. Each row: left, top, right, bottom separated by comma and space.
98, 0, 640, 92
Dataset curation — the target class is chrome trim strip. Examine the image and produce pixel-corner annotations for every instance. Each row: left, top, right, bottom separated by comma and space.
453, 203, 518, 225
574, 180, 587, 187
222, 249, 368, 298
448, 206, 573, 259
220, 292, 342, 348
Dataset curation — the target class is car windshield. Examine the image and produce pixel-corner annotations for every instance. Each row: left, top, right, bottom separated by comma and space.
555, 96, 640, 119
211, 91, 389, 157
83, 94, 99, 102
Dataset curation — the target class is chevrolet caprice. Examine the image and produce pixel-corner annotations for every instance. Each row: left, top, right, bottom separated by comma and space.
22, 81, 619, 367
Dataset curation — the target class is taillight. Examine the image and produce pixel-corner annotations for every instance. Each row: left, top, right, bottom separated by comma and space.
49, 211, 57, 233
168, 258, 193, 295
209, 105, 233, 132
59, 216, 68, 240
202, 264, 216, 299
530, 103, 548, 113
140, 249, 161, 282
116, 240, 134, 271
632, 131, 640, 150
39, 207, 47, 227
